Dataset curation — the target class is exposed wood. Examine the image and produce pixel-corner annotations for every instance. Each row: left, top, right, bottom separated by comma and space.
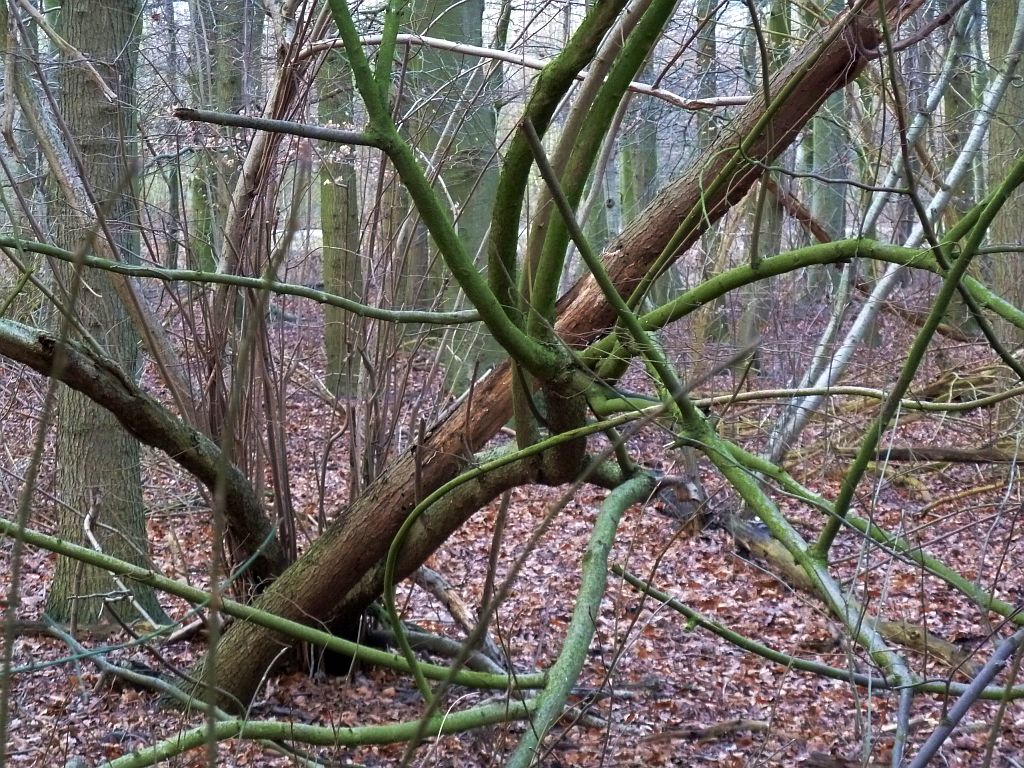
411, 566, 506, 668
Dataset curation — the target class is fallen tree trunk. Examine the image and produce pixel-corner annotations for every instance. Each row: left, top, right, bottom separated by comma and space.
192, 3, 905, 710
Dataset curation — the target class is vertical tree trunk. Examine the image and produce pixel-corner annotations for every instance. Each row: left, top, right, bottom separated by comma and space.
735, 0, 787, 366
620, 64, 669, 305
408, 0, 501, 389
804, 0, 847, 295
695, 0, 728, 342
988, 0, 1024, 347
188, 0, 262, 271
319, 50, 363, 396
162, 0, 182, 270
45, 0, 167, 627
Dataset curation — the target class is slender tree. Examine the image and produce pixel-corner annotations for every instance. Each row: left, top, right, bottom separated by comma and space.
318, 50, 363, 396
988, 0, 1024, 346
188, 0, 264, 271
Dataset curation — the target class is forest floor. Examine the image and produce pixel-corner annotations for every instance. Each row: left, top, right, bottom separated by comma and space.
2, 283, 1024, 767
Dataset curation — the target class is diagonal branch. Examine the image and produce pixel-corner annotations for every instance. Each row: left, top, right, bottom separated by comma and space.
0, 320, 286, 584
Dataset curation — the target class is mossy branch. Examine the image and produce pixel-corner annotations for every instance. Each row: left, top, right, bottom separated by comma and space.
0, 516, 544, 692
507, 474, 656, 768
0, 236, 479, 325
99, 699, 535, 768
614, 567, 1024, 700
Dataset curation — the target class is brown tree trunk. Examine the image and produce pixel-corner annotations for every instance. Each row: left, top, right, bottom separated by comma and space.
194, 4, 894, 710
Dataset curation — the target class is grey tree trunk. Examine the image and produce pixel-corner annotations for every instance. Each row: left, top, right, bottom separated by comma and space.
45, 0, 167, 626
188, 0, 263, 271
803, 0, 847, 295
621, 65, 669, 305
319, 50, 363, 396
988, 0, 1024, 347
734, 0, 787, 367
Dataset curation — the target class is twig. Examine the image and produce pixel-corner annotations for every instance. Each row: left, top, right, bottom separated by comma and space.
12, 0, 116, 102
909, 625, 1024, 768
43, 618, 326, 768
411, 566, 506, 668
300, 34, 749, 113
83, 498, 162, 630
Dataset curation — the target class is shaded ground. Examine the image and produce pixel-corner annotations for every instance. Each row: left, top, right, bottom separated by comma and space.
2, 282, 1023, 766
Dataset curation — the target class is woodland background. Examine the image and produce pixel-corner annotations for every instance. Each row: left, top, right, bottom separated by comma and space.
1, 0, 1024, 765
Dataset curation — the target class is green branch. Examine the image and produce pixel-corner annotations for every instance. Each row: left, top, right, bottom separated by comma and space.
0, 236, 479, 325
613, 567, 1024, 700
380, 407, 667, 702
508, 474, 656, 768
488, 0, 630, 317
591, 384, 1024, 417
583, 239, 1024, 378
100, 699, 534, 768
694, 429, 916, 693
529, 0, 678, 329
722, 443, 1024, 627
0, 517, 543, 692
813, 156, 1024, 558
326, 0, 563, 378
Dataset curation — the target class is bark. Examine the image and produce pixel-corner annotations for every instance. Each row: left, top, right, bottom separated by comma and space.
318, 49, 362, 396
409, 0, 502, 389
187, 0, 262, 271
44, 0, 164, 625
195, 3, 895, 710
988, 0, 1024, 347
0, 321, 287, 584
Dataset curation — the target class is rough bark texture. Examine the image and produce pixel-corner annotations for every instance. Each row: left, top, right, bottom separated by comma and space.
988, 0, 1024, 347
196, 5, 889, 709
188, 0, 261, 271
0, 321, 286, 584
44, 0, 164, 625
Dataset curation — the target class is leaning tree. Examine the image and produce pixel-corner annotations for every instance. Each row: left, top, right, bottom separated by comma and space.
4, 0, 1024, 763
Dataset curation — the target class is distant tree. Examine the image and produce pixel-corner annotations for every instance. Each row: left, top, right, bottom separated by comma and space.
319, 49, 363, 396
988, 0, 1024, 346
188, 0, 264, 271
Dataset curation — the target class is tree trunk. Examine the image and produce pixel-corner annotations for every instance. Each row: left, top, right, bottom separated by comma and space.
192, 4, 886, 710
319, 50, 363, 397
804, 0, 848, 296
187, 0, 262, 271
407, 0, 502, 390
621, 64, 671, 305
45, 0, 167, 627
988, 0, 1024, 347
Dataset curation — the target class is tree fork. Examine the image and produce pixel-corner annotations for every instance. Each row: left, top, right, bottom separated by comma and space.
194, 1, 922, 710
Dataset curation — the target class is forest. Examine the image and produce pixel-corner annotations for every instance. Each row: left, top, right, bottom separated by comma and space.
0, 0, 1023, 765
